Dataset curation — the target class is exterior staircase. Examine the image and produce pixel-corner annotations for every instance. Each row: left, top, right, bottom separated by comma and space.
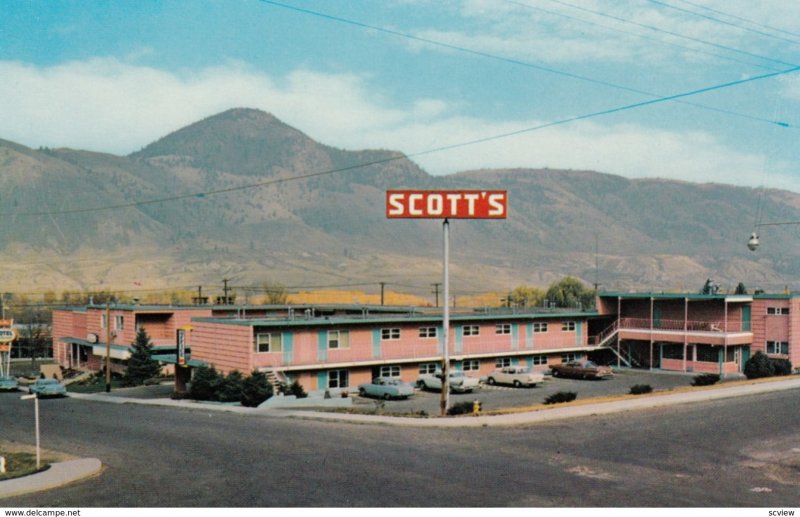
264, 369, 288, 392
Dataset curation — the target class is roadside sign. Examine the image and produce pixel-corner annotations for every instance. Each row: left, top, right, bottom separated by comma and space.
176, 326, 192, 365
386, 190, 508, 219
0, 328, 15, 344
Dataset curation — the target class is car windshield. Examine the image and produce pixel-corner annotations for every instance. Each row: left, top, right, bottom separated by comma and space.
38, 379, 59, 385
584, 361, 598, 368
515, 368, 531, 374
449, 371, 464, 378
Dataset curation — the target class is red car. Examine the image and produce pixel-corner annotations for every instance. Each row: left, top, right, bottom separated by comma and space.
550, 360, 613, 380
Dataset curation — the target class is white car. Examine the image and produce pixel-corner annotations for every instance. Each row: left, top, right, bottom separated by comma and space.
416, 371, 480, 393
485, 366, 544, 387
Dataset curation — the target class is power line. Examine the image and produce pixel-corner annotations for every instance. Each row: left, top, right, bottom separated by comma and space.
674, 0, 800, 40
504, 0, 781, 71
0, 64, 796, 219
544, 0, 798, 69
259, 0, 789, 128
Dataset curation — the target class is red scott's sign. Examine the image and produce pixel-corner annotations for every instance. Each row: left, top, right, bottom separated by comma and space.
386, 190, 508, 219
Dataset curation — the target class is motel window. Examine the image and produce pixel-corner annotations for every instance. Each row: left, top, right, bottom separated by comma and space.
495, 324, 511, 335
328, 330, 350, 349
419, 327, 437, 338
381, 328, 400, 340
561, 321, 576, 332
662, 344, 684, 360
495, 357, 512, 368
114, 315, 124, 331
696, 345, 719, 362
766, 341, 789, 355
767, 307, 790, 315
328, 369, 349, 389
533, 323, 548, 333
463, 359, 480, 371
463, 325, 480, 336
255, 333, 283, 353
379, 365, 401, 377
531, 355, 548, 365
419, 363, 438, 375
561, 353, 580, 363
101, 314, 107, 329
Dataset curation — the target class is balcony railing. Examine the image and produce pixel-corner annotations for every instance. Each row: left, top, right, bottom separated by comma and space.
619, 317, 743, 333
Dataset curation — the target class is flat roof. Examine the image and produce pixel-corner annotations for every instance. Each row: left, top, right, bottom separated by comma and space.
599, 292, 753, 302
191, 309, 599, 328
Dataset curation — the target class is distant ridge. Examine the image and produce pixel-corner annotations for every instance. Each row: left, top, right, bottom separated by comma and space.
0, 107, 798, 295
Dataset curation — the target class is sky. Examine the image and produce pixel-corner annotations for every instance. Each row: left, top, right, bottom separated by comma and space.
1, 0, 799, 193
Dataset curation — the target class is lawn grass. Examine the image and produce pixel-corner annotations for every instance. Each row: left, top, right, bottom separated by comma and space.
0, 451, 49, 481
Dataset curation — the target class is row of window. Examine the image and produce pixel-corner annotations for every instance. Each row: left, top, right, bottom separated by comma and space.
766, 307, 790, 315
766, 341, 789, 354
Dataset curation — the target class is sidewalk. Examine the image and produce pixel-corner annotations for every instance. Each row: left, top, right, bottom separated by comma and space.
0, 459, 102, 499
69, 375, 800, 427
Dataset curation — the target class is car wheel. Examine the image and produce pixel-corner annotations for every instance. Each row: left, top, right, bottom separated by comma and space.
513, 380, 522, 388
383, 393, 391, 400
552, 370, 559, 377
487, 377, 496, 385
358, 388, 366, 397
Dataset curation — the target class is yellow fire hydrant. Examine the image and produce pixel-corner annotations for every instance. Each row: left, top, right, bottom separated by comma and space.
472, 400, 482, 416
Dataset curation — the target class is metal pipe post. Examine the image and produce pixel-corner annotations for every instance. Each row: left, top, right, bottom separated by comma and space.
440, 219, 450, 416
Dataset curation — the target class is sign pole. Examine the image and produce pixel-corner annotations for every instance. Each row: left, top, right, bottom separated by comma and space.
440, 218, 450, 416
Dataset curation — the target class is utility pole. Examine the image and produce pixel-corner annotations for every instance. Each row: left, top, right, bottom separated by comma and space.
105, 302, 112, 393
223, 278, 230, 305
379, 282, 386, 306
431, 283, 441, 308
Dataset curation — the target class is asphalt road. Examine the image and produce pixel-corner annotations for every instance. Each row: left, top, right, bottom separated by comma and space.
1, 388, 799, 507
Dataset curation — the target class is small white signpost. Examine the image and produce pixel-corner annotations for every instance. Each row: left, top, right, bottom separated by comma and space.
20, 393, 40, 468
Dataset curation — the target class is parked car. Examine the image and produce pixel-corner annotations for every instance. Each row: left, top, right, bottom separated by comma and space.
358, 377, 415, 400
0, 375, 19, 392
416, 371, 480, 393
550, 360, 613, 380
485, 366, 545, 387
28, 378, 68, 397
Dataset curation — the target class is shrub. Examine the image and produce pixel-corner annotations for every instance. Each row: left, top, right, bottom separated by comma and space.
447, 401, 476, 416
544, 391, 577, 405
629, 384, 653, 395
240, 371, 272, 407
770, 358, 793, 376
744, 351, 774, 379
190, 365, 223, 401
691, 373, 720, 386
287, 380, 307, 399
217, 370, 245, 402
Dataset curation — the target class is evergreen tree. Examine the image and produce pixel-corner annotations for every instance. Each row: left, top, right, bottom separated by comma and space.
124, 328, 162, 386
190, 365, 223, 400
217, 370, 245, 402
241, 370, 273, 407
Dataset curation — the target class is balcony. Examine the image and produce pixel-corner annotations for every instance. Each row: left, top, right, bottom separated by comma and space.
616, 317, 752, 345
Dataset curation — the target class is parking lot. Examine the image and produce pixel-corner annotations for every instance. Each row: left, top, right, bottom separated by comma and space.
350, 369, 738, 415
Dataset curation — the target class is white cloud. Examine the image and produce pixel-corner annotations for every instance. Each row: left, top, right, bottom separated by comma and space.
0, 58, 795, 193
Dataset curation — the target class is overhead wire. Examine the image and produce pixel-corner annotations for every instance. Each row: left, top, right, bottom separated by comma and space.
504, 0, 783, 71
258, 0, 790, 129
544, 0, 798, 69
673, 0, 800, 40
645, 0, 800, 47
0, 63, 797, 219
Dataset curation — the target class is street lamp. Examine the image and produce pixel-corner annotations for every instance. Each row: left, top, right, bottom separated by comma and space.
747, 221, 800, 251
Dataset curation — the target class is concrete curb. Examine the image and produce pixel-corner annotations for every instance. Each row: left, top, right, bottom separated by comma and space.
0, 458, 102, 499
67, 377, 800, 427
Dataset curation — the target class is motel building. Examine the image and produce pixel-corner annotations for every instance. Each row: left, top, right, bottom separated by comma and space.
51, 291, 798, 392
595, 292, 799, 374
52, 302, 600, 391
